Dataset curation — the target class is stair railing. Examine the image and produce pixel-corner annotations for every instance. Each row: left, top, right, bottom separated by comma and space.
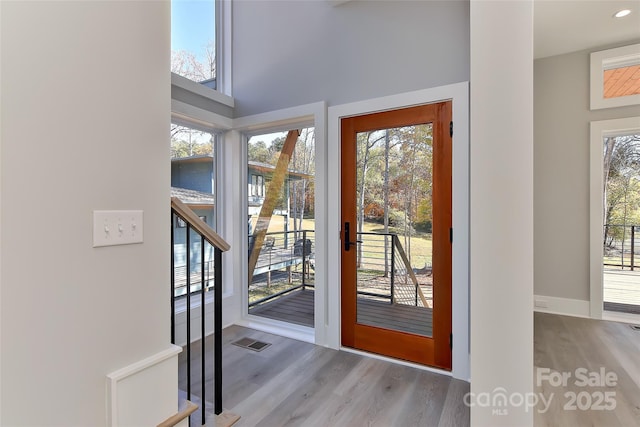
170, 197, 230, 425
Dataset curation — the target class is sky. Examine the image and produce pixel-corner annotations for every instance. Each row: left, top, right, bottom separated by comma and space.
171, 0, 215, 64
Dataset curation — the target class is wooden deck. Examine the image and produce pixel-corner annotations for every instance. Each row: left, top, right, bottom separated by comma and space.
249, 288, 432, 336
603, 268, 640, 314
249, 288, 315, 327
357, 298, 432, 337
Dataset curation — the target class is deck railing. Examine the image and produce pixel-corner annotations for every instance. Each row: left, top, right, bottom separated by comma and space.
356, 232, 429, 308
248, 229, 315, 308
604, 224, 640, 270
171, 197, 230, 425
247, 229, 429, 312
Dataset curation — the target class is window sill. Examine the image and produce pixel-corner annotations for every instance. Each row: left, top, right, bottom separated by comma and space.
171, 73, 234, 108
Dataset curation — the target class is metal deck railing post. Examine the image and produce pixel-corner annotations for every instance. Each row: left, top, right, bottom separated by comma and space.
390, 235, 395, 305
302, 230, 307, 290
631, 226, 636, 271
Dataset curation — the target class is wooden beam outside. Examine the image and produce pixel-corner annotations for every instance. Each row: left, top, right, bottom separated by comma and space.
247, 130, 300, 284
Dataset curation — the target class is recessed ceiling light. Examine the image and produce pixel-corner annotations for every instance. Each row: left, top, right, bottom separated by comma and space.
614, 9, 631, 18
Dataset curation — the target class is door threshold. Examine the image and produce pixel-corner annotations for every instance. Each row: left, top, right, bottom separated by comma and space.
237, 314, 315, 344
602, 310, 640, 325
340, 346, 453, 377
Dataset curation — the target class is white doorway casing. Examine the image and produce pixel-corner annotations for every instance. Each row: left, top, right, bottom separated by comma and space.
590, 116, 640, 319
327, 83, 470, 381
230, 102, 327, 344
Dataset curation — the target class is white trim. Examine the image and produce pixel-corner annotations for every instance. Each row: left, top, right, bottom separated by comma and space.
327, 82, 470, 380
233, 102, 321, 134
171, 99, 233, 131
589, 117, 640, 319
216, 0, 233, 97
106, 345, 182, 427
533, 295, 590, 318
171, 72, 235, 108
233, 102, 328, 345
236, 315, 315, 344
106, 346, 181, 383
590, 44, 640, 110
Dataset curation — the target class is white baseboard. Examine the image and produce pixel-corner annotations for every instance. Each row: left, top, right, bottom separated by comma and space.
533, 295, 590, 318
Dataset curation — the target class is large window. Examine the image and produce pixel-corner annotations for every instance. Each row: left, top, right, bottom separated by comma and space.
171, 124, 217, 296
246, 128, 316, 326
171, 0, 216, 88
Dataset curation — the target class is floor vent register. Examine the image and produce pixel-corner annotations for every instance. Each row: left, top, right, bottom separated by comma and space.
231, 337, 272, 352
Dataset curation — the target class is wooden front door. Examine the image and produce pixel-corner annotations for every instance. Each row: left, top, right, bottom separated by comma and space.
340, 101, 452, 369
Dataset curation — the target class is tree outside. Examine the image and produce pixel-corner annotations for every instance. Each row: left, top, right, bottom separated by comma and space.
603, 134, 640, 267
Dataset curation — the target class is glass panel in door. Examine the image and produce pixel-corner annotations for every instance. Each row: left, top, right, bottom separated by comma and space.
355, 125, 434, 337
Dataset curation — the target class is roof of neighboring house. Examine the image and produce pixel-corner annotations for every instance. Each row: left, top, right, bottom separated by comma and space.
171, 155, 313, 180
171, 186, 214, 206
171, 154, 213, 164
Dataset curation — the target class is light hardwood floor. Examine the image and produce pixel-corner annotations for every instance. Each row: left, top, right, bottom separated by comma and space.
179, 313, 639, 426
534, 312, 640, 426
179, 325, 469, 426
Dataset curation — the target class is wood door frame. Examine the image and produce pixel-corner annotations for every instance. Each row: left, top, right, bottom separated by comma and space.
326, 83, 469, 379
340, 102, 452, 369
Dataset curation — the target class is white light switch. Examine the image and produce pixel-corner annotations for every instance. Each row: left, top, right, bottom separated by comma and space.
93, 210, 144, 247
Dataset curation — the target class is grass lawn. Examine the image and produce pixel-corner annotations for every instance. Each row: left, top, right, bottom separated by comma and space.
250, 215, 432, 268
250, 215, 316, 234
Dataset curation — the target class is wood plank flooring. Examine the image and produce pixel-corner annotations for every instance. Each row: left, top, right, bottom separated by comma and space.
534, 312, 640, 427
179, 325, 469, 426
179, 311, 640, 426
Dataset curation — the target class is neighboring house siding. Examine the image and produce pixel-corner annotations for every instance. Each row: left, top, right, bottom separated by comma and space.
171, 160, 214, 194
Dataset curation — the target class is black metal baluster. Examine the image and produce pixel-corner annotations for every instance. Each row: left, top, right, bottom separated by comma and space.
200, 235, 206, 426
302, 231, 307, 290
185, 222, 191, 427
171, 211, 175, 345
214, 247, 223, 415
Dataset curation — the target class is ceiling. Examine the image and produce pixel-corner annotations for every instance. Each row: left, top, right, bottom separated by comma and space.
534, 0, 640, 59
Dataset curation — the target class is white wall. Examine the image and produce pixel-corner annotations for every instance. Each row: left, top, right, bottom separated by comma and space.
1, 2, 173, 425
470, 1, 533, 426
232, 0, 470, 116
534, 44, 640, 307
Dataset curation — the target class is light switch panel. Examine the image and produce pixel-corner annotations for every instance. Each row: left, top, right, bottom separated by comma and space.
93, 210, 143, 247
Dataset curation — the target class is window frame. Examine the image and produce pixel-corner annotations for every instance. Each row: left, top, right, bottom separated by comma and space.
590, 43, 640, 110
170, 0, 232, 97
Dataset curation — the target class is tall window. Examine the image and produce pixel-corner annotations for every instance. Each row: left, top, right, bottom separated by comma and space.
246, 128, 316, 326
171, 124, 217, 296
171, 0, 216, 87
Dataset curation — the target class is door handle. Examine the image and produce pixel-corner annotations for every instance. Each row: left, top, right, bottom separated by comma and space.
344, 222, 363, 251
